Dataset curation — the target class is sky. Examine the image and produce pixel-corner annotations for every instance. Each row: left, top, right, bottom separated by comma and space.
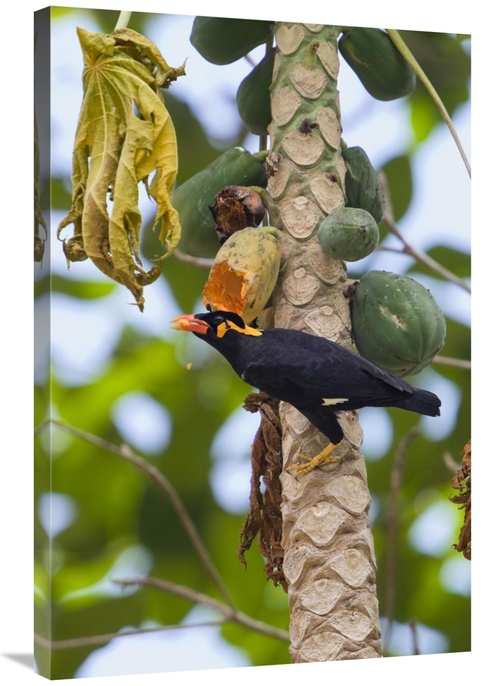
2, 1, 488, 685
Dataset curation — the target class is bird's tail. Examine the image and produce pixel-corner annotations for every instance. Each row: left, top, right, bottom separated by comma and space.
394, 388, 441, 417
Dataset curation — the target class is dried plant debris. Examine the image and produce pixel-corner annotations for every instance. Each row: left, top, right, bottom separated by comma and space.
210, 185, 266, 244
57, 27, 185, 311
34, 116, 47, 263
239, 393, 286, 590
450, 439, 471, 560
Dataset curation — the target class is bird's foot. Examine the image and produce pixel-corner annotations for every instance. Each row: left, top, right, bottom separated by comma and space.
288, 442, 341, 478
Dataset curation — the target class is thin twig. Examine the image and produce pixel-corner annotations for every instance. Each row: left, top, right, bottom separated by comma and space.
433, 355, 471, 370
376, 243, 471, 294
384, 425, 421, 655
117, 576, 290, 642
378, 174, 471, 294
387, 29, 471, 178
244, 54, 257, 68
409, 618, 421, 655
173, 249, 213, 269
443, 451, 460, 473
34, 621, 225, 651
46, 419, 235, 609
118, 576, 230, 615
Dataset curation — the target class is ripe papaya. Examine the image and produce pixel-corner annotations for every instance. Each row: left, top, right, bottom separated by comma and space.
190, 16, 273, 65
350, 270, 446, 377
339, 28, 416, 101
203, 226, 281, 324
317, 207, 379, 262
174, 147, 268, 258
236, 49, 275, 136
342, 146, 385, 224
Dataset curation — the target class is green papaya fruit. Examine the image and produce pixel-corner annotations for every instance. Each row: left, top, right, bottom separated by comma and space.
339, 28, 416, 101
174, 147, 268, 258
236, 49, 275, 136
190, 16, 273, 65
342, 146, 385, 224
350, 270, 446, 377
317, 207, 379, 262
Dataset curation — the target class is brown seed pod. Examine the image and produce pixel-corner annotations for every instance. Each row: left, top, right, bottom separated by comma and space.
203, 226, 281, 324
210, 186, 266, 245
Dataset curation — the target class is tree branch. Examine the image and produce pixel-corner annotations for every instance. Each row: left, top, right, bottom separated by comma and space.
34, 621, 225, 651
173, 248, 213, 269
378, 173, 471, 294
45, 419, 235, 609
433, 355, 471, 370
116, 576, 290, 642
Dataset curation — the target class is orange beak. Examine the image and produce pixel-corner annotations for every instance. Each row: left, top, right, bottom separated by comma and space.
171, 314, 210, 335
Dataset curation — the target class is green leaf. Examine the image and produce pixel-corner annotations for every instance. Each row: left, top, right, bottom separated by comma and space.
402, 31, 470, 141
35, 275, 116, 300
410, 94, 439, 143
381, 154, 413, 221
51, 177, 73, 209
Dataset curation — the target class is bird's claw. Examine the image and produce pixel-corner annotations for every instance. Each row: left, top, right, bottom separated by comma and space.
287, 442, 341, 478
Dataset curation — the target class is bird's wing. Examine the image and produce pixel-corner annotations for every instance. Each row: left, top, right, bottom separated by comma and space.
242, 331, 414, 407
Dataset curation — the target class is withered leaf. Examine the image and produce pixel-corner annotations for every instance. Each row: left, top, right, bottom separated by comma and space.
34, 29, 47, 264
450, 439, 471, 560
57, 27, 185, 311
34, 109, 47, 264
239, 392, 286, 590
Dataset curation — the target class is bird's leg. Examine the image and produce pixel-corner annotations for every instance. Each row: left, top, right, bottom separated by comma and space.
288, 442, 341, 478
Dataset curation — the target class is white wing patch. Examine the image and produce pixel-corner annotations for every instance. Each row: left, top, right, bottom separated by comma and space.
322, 398, 349, 406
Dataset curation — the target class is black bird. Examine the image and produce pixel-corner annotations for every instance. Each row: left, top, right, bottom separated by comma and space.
172, 310, 441, 474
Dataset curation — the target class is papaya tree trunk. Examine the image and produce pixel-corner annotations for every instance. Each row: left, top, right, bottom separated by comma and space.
267, 22, 382, 662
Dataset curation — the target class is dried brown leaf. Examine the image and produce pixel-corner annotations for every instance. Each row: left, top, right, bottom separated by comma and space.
57, 28, 185, 310
450, 439, 471, 560
34, 111, 47, 263
239, 392, 286, 590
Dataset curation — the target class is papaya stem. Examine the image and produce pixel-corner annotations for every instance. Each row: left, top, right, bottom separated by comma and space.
386, 29, 471, 178
252, 149, 269, 162
114, 11, 132, 30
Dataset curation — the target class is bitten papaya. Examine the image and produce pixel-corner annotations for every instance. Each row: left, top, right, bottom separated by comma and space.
236, 49, 275, 136
203, 226, 281, 324
350, 270, 446, 377
174, 147, 268, 258
342, 146, 385, 224
190, 16, 273, 65
317, 207, 379, 262
339, 28, 416, 101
